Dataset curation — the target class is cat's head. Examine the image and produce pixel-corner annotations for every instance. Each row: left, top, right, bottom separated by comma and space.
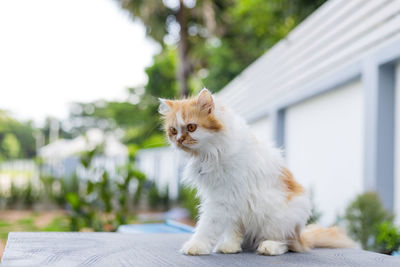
158, 89, 223, 154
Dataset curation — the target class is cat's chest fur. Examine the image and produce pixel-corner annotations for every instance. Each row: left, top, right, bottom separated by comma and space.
187, 138, 251, 183
188, 156, 232, 182
183, 150, 257, 199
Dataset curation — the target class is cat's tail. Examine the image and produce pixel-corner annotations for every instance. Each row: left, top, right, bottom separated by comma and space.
290, 224, 356, 252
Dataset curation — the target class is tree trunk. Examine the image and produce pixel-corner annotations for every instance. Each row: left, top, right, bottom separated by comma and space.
177, 0, 190, 97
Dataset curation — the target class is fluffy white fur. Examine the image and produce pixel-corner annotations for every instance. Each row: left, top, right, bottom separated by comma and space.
160, 89, 353, 256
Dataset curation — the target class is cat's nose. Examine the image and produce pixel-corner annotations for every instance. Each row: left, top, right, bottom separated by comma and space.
178, 137, 185, 144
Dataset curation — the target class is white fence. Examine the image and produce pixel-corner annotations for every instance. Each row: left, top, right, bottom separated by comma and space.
0, 155, 129, 194
136, 148, 185, 200
0, 159, 39, 193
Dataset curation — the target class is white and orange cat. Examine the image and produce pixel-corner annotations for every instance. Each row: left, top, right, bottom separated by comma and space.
159, 89, 354, 256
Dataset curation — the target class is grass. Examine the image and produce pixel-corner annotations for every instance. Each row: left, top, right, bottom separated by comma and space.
0, 221, 11, 228
41, 216, 70, 231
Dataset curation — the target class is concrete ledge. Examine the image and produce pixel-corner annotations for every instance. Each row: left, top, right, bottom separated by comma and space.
2, 232, 400, 267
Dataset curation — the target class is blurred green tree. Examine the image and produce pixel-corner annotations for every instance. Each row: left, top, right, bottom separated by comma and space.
2, 133, 20, 159
115, 0, 233, 96
0, 110, 36, 160
115, 0, 326, 94
145, 47, 178, 98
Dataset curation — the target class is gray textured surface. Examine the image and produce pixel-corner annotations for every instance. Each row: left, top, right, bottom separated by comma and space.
2, 232, 400, 267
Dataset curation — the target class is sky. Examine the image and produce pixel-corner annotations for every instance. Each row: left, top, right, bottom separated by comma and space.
0, 0, 159, 125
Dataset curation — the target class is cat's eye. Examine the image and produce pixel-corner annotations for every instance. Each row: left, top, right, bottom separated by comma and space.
170, 127, 177, 135
187, 123, 197, 132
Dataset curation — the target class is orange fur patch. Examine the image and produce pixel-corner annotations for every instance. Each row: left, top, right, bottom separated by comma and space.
288, 225, 311, 252
280, 168, 305, 201
289, 224, 355, 252
299, 224, 356, 249
162, 97, 223, 133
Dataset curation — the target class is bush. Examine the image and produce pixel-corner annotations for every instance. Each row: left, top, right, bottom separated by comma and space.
344, 192, 394, 252
0, 180, 40, 209
307, 188, 322, 224
63, 146, 146, 232
376, 221, 400, 254
65, 163, 145, 231
178, 186, 200, 221
147, 182, 170, 210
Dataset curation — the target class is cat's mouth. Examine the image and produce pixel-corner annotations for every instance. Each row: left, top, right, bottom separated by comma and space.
177, 139, 200, 149
177, 139, 198, 147
176, 142, 197, 153
177, 142, 192, 149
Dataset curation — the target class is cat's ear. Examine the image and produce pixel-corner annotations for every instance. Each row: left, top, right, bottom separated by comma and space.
197, 88, 214, 114
158, 98, 173, 115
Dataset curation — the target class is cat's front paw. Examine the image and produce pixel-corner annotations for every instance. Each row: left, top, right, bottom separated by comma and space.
257, 240, 288, 256
216, 241, 242, 254
180, 239, 211, 255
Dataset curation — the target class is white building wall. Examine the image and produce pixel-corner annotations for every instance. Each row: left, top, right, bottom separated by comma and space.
249, 117, 273, 145
395, 61, 400, 220
285, 81, 364, 225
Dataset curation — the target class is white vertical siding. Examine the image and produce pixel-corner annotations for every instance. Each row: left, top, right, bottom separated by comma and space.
137, 148, 184, 200
138, 152, 156, 181
249, 117, 272, 145
395, 61, 400, 220
285, 81, 364, 225
157, 149, 183, 199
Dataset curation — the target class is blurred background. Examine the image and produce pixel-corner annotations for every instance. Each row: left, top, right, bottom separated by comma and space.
1, 0, 400, 258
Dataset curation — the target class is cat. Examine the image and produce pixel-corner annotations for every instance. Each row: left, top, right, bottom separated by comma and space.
159, 88, 355, 256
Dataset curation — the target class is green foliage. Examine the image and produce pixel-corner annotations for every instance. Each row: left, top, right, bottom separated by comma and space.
0, 110, 36, 160
0, 180, 40, 209
376, 221, 400, 254
39, 174, 80, 206
2, 133, 21, 159
145, 48, 178, 99
344, 192, 394, 252
116, 0, 171, 44
117, 0, 327, 94
79, 143, 104, 168
307, 189, 322, 224
64, 147, 145, 231
40, 216, 70, 232
1, 145, 145, 232
141, 134, 167, 149
200, 42, 242, 92
147, 183, 170, 211
178, 186, 200, 221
